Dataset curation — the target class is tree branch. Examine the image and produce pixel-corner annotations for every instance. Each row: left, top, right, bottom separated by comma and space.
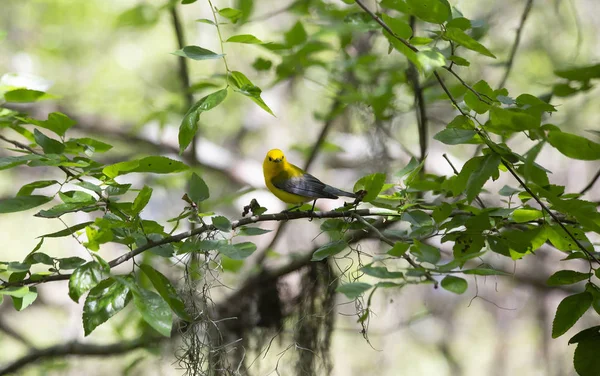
169, 4, 197, 161
354, 0, 599, 267
498, 0, 535, 89
0, 336, 159, 375
1, 208, 402, 288
407, 17, 428, 166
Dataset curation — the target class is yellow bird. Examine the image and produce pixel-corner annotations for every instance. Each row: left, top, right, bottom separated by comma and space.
262, 149, 356, 210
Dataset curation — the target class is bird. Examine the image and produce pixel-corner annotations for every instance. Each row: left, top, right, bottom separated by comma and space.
262, 148, 356, 211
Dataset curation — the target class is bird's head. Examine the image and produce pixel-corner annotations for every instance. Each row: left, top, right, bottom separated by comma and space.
263, 149, 286, 173
265, 149, 286, 163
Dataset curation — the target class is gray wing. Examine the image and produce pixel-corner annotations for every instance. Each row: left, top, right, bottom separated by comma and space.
271, 173, 339, 199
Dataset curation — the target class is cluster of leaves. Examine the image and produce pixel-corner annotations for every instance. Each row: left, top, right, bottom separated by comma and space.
1, 0, 600, 375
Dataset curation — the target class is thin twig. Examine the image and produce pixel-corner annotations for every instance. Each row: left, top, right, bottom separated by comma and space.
498, 0, 535, 89
580, 167, 600, 195
501, 160, 600, 264
354, 0, 417, 52
0, 134, 82, 182
351, 213, 438, 288
442, 153, 486, 208
433, 72, 469, 116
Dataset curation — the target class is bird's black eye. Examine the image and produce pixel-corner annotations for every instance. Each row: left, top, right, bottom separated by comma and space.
282, 156, 284, 159
269, 157, 272, 161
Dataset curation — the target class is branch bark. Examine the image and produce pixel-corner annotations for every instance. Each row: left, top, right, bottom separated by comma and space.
498, 0, 535, 89
0, 208, 402, 288
0, 336, 160, 375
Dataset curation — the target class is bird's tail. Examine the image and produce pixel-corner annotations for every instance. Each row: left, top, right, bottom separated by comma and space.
323, 185, 356, 198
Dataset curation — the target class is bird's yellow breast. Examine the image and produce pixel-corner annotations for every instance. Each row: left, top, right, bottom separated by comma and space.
263, 150, 312, 204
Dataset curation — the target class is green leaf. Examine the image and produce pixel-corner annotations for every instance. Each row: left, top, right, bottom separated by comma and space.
132, 185, 153, 215
381, 14, 412, 39
103, 156, 189, 178
511, 208, 543, 223
574, 337, 600, 376
106, 183, 131, 196
69, 262, 104, 303
383, 30, 422, 72
76, 181, 103, 195
226, 34, 264, 44
134, 233, 174, 257
189, 173, 210, 203
39, 221, 94, 238
238, 226, 272, 236
447, 17, 471, 30
464, 80, 494, 114
66, 137, 113, 153
552, 292, 593, 338
489, 107, 540, 131
27, 112, 75, 136
17, 180, 58, 196
395, 157, 420, 179
465, 153, 501, 204
312, 240, 348, 261
35, 202, 98, 218
228, 71, 275, 116
441, 275, 468, 294
547, 130, 600, 160
0, 195, 52, 214
218, 7, 243, 24
555, 63, 600, 81
58, 257, 86, 270
284, 21, 308, 47
336, 282, 372, 299
0, 286, 31, 297
171, 46, 224, 60
212, 216, 232, 232
445, 27, 496, 58
402, 210, 433, 227
547, 270, 592, 286
405, 0, 451, 24
33, 128, 64, 154
139, 264, 190, 320
7, 262, 30, 272
353, 173, 386, 202
387, 242, 410, 257
132, 287, 172, 337
416, 49, 446, 71
0, 154, 43, 170
115, 3, 158, 28
434, 128, 476, 145
569, 326, 600, 344
4, 89, 53, 102
432, 202, 453, 223
449, 55, 470, 66
361, 265, 404, 279
30, 252, 54, 265
11, 287, 37, 311
462, 268, 512, 276
252, 57, 272, 71
195, 18, 216, 25
217, 242, 257, 259
410, 240, 440, 264
83, 278, 131, 336
178, 89, 228, 153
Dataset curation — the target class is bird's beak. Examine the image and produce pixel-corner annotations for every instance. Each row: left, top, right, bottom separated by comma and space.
273, 158, 282, 163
